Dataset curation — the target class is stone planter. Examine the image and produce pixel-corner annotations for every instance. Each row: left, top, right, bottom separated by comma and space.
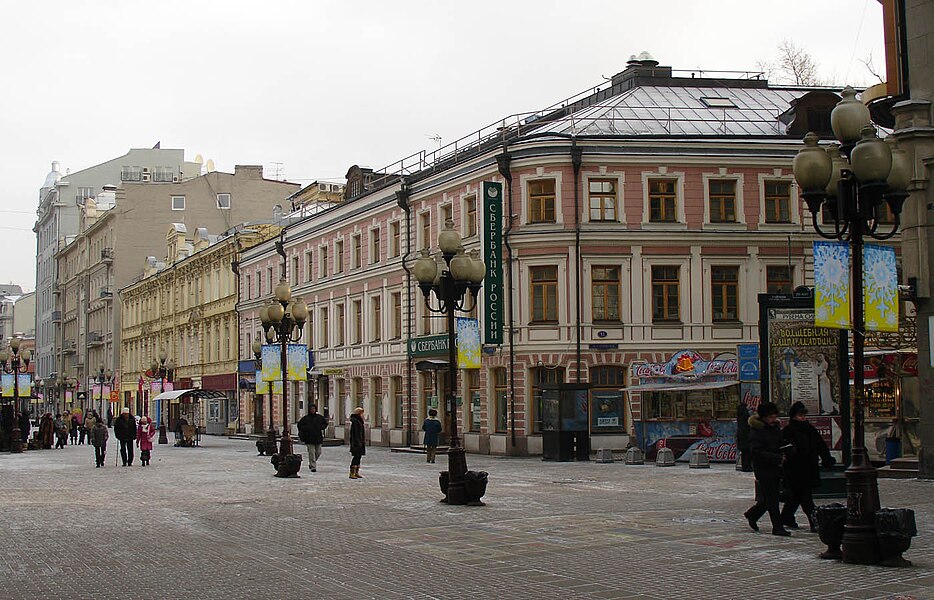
439, 471, 450, 499
464, 470, 489, 506
816, 503, 847, 560
875, 508, 917, 567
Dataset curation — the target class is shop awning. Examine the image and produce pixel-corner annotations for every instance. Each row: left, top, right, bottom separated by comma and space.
416, 359, 449, 372
152, 388, 229, 402
628, 380, 739, 392
152, 389, 195, 402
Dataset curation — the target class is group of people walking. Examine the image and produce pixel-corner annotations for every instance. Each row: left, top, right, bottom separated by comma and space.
742, 400, 835, 536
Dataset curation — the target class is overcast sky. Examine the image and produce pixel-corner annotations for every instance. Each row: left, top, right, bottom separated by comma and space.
1, 0, 885, 291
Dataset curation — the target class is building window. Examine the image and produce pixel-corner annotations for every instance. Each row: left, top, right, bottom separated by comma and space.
216, 193, 231, 209
352, 234, 362, 269
76, 186, 95, 203
370, 228, 381, 264
766, 265, 794, 295
120, 167, 141, 182
352, 299, 362, 344
371, 295, 381, 342
464, 196, 478, 237
335, 240, 344, 274
336, 304, 345, 346
588, 179, 617, 221
244, 274, 251, 300
651, 265, 680, 322
530, 266, 558, 322
708, 180, 737, 223
391, 292, 402, 339
419, 212, 431, 250
493, 367, 507, 433
441, 204, 453, 226
528, 179, 556, 223
711, 266, 740, 322
304, 251, 313, 282
764, 181, 791, 223
392, 376, 404, 428
592, 266, 620, 322
290, 256, 299, 286
171, 196, 186, 211
875, 202, 895, 225
337, 379, 347, 424
319, 307, 329, 348
372, 377, 383, 427
320, 246, 329, 278
419, 301, 432, 335
466, 369, 480, 432
389, 221, 401, 257
648, 179, 676, 222
531, 366, 564, 433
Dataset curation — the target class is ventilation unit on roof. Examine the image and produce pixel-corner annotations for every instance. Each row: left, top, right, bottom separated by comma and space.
701, 97, 737, 108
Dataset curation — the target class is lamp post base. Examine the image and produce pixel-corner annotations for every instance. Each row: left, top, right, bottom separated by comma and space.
10, 425, 22, 453
441, 447, 469, 505
158, 424, 168, 445
271, 430, 301, 477
841, 448, 882, 565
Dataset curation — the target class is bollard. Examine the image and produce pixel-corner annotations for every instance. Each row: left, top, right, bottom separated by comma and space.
655, 447, 675, 467
625, 447, 644, 465
688, 448, 710, 469
595, 448, 614, 464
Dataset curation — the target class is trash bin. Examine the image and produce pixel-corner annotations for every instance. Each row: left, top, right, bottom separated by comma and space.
885, 437, 902, 464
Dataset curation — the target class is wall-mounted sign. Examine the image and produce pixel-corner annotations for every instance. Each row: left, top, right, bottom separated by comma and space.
407, 334, 449, 358
483, 181, 504, 345
737, 343, 760, 382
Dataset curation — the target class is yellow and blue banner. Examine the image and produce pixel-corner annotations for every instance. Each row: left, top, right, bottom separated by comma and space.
286, 344, 308, 381
814, 241, 851, 329
261, 344, 281, 382
1, 374, 13, 397
863, 244, 898, 332
456, 317, 481, 369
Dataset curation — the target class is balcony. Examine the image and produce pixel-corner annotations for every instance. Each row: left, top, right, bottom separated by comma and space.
88, 332, 104, 347
101, 248, 114, 263
51, 311, 61, 322
100, 288, 113, 300
63, 340, 76, 354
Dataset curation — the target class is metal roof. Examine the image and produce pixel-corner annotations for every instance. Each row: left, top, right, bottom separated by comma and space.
527, 85, 808, 138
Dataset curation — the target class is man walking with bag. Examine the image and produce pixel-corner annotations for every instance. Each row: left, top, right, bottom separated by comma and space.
297, 404, 328, 472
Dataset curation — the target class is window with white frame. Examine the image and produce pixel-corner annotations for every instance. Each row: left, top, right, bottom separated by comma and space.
171, 196, 186, 211
389, 221, 401, 257
370, 227, 381, 264
588, 179, 618, 222
216, 193, 231, 209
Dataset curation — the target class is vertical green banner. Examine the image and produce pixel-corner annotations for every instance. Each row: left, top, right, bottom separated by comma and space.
483, 181, 504, 345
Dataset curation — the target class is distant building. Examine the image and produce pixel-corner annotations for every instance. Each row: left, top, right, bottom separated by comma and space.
12, 291, 36, 339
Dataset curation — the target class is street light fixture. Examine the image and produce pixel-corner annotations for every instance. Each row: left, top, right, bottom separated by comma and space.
252, 338, 277, 455
0, 337, 32, 454
413, 219, 486, 505
793, 85, 911, 565
150, 351, 174, 445
94, 365, 114, 425
259, 278, 308, 478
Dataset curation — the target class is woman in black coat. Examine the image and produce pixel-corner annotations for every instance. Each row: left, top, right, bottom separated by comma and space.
349, 407, 366, 479
743, 402, 791, 536
781, 401, 834, 531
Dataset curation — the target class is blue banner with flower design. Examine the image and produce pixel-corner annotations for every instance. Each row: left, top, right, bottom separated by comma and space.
814, 241, 851, 329
863, 243, 898, 332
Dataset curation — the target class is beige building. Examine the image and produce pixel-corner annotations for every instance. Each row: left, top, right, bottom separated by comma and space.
56, 166, 299, 404
121, 223, 280, 433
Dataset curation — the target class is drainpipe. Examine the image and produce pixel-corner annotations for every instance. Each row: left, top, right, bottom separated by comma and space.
571, 142, 583, 384
395, 181, 413, 447
495, 150, 515, 453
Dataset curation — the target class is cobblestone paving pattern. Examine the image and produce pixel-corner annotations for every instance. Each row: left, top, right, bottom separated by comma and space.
1, 437, 931, 600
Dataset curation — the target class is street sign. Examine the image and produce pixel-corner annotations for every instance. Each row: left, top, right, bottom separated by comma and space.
737, 343, 760, 382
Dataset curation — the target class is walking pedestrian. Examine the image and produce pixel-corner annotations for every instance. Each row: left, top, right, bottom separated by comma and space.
422, 408, 442, 464
78, 411, 88, 445
90, 418, 109, 467
69, 412, 79, 445
114, 408, 137, 466
780, 401, 835, 532
18, 411, 31, 445
349, 407, 366, 479
54, 413, 68, 449
38, 413, 54, 449
742, 402, 792, 537
136, 416, 155, 466
297, 404, 328, 472
736, 400, 752, 472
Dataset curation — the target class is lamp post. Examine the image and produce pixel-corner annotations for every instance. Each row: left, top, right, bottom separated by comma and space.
252, 338, 278, 455
94, 365, 114, 425
0, 337, 32, 454
150, 351, 174, 445
259, 278, 308, 478
413, 219, 485, 505
793, 86, 911, 565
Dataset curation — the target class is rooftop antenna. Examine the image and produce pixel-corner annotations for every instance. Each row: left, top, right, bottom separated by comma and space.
427, 134, 442, 149
270, 161, 284, 181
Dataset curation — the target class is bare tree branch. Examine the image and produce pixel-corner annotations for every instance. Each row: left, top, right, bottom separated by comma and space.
859, 50, 885, 85
774, 39, 823, 86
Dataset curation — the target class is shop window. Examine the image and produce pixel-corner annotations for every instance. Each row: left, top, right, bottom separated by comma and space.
711, 266, 739, 322
352, 377, 365, 417
708, 179, 737, 223
764, 181, 791, 223
530, 266, 558, 322
528, 179, 556, 223
337, 379, 347, 424
531, 366, 564, 433
493, 367, 507, 433
590, 366, 627, 433
648, 179, 677, 222
372, 377, 383, 427
420, 372, 435, 422
766, 265, 794, 295
588, 179, 617, 222
466, 370, 480, 432
651, 265, 680, 322
592, 266, 620, 322
392, 376, 404, 428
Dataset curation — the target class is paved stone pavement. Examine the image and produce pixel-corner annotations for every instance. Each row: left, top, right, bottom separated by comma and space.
1, 437, 932, 600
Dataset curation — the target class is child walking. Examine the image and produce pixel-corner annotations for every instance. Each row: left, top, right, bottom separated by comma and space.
137, 416, 155, 466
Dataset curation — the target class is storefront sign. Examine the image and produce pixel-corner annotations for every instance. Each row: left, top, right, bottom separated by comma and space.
407, 334, 449, 358
483, 181, 504, 345
589, 343, 619, 350
737, 343, 760, 382
631, 350, 736, 380
321, 368, 344, 376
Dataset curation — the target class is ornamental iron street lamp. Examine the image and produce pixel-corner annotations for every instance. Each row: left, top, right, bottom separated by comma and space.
259, 278, 308, 478
150, 351, 174, 445
252, 338, 277, 455
793, 86, 911, 565
0, 337, 32, 454
94, 365, 114, 426
413, 219, 486, 505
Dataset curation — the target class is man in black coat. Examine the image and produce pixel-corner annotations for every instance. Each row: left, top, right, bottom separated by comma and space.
18, 411, 31, 444
736, 401, 752, 472
113, 408, 137, 466
297, 404, 329, 472
743, 402, 791, 536
781, 401, 835, 531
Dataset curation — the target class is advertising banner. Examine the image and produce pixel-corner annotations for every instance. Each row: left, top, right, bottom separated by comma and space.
483, 181, 504, 345
1, 374, 13, 397
863, 243, 898, 332
813, 241, 851, 329
455, 318, 481, 369
286, 344, 308, 381
254, 373, 282, 395
261, 344, 281, 382
17, 374, 31, 397
765, 307, 843, 416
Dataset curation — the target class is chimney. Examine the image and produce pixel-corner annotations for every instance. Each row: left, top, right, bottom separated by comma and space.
611, 51, 671, 87
234, 165, 264, 180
